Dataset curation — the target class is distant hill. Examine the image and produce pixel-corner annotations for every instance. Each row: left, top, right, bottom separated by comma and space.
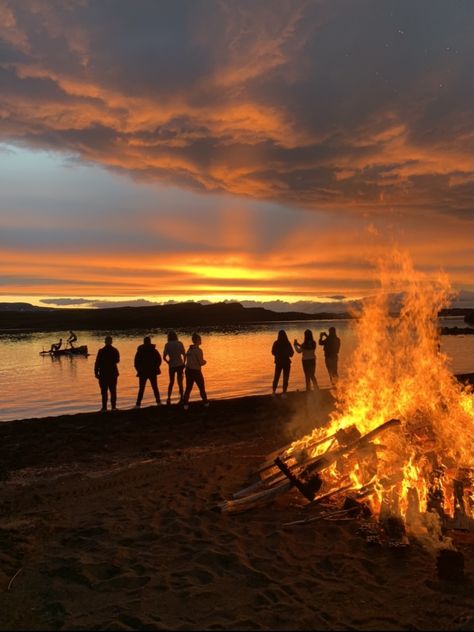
1, 302, 471, 333
0, 301, 349, 333
0, 302, 52, 312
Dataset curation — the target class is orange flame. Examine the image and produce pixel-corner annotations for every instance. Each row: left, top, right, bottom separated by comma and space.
289, 251, 473, 542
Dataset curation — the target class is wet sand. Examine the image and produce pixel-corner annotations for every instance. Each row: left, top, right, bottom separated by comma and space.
0, 390, 473, 631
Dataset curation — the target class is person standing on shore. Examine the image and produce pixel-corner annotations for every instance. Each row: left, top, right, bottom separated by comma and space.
134, 336, 162, 408
183, 333, 209, 411
319, 326, 341, 385
163, 331, 186, 405
94, 335, 120, 411
271, 329, 294, 398
294, 329, 318, 391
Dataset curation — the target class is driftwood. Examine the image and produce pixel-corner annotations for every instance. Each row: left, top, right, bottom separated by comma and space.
220, 480, 292, 514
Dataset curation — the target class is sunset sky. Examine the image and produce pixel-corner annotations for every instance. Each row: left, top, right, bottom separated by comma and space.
1, 0, 473, 310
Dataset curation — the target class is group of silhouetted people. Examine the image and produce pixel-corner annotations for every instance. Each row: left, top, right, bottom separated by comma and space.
271, 327, 340, 397
93, 327, 340, 411
94, 332, 209, 412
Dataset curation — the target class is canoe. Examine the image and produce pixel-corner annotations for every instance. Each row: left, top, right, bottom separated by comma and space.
40, 345, 89, 357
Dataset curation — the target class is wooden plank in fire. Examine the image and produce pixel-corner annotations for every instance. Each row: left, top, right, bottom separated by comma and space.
222, 418, 401, 514
298, 419, 401, 480
232, 438, 338, 500
257, 430, 340, 475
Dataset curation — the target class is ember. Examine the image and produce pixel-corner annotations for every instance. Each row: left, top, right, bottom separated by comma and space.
222, 253, 474, 551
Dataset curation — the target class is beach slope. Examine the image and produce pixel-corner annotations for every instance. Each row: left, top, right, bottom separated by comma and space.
0, 392, 473, 631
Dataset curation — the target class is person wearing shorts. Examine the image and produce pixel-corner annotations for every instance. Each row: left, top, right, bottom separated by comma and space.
163, 331, 186, 404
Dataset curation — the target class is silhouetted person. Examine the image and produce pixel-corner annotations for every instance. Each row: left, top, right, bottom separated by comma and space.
134, 336, 162, 408
271, 329, 294, 398
50, 338, 62, 353
94, 335, 120, 411
319, 326, 340, 385
183, 333, 209, 410
67, 330, 77, 348
163, 331, 186, 405
294, 329, 318, 391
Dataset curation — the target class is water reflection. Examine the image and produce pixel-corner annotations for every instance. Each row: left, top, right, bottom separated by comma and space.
0, 318, 472, 422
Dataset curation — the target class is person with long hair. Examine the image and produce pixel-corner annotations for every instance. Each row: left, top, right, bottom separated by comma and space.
183, 333, 209, 410
163, 330, 186, 404
294, 329, 318, 391
271, 329, 294, 398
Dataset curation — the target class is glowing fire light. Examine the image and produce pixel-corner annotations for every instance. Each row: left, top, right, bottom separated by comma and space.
289, 251, 474, 542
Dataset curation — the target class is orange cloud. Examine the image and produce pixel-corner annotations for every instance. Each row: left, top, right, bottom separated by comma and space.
0, 2, 472, 304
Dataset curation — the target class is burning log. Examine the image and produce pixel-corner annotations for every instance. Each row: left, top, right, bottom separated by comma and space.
444, 472, 474, 532
256, 430, 339, 475
335, 425, 362, 446
427, 468, 446, 519
274, 456, 322, 501
296, 419, 400, 481
342, 496, 371, 518
232, 429, 342, 500
221, 418, 401, 514
305, 483, 354, 507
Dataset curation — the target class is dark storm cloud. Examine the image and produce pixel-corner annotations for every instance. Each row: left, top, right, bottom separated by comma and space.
1, 0, 473, 217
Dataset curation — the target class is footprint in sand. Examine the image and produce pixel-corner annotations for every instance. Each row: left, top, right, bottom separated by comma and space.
97, 573, 151, 591
190, 568, 214, 585
82, 562, 123, 582
46, 558, 92, 587
39, 601, 68, 629
110, 613, 159, 630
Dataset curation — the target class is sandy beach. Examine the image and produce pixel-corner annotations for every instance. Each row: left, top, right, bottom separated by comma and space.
0, 390, 473, 631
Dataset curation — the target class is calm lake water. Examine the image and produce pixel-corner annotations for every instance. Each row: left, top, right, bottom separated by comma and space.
0, 318, 473, 422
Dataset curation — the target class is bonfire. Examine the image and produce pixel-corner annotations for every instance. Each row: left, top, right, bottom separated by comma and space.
222, 253, 474, 560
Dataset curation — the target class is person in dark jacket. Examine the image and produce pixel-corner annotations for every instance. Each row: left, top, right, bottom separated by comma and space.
94, 335, 120, 411
319, 326, 341, 385
271, 329, 294, 398
134, 336, 162, 408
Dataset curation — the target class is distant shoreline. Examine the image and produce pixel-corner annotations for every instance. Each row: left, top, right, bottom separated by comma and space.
0, 302, 471, 335
0, 301, 352, 334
